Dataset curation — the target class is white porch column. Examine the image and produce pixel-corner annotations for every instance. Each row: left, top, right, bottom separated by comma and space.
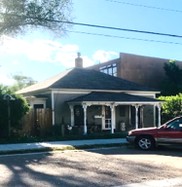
157, 104, 161, 127
129, 106, 132, 126
134, 105, 139, 129
69, 105, 74, 127
51, 91, 55, 126
110, 104, 116, 134
153, 105, 156, 127
140, 106, 144, 128
83, 104, 88, 135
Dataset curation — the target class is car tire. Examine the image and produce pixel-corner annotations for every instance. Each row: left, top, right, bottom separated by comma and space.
136, 136, 155, 150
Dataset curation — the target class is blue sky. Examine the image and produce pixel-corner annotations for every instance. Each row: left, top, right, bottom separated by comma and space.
0, 0, 182, 85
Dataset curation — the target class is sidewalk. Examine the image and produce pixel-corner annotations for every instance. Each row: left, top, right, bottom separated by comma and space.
0, 138, 127, 154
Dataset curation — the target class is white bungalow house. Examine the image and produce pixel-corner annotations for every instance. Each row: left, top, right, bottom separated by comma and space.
17, 54, 161, 135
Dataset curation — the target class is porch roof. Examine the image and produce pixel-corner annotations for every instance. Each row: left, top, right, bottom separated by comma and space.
68, 92, 161, 104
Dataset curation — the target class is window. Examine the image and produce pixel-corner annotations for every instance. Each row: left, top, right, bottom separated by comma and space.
105, 119, 111, 129
34, 104, 44, 109
167, 119, 182, 130
100, 63, 117, 76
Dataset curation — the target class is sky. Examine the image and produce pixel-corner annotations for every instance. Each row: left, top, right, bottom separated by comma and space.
0, 0, 182, 85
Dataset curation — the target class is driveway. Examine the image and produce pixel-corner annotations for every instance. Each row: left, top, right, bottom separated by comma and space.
0, 145, 181, 187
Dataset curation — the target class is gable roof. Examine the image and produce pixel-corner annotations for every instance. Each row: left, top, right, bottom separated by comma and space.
17, 68, 157, 94
68, 92, 160, 103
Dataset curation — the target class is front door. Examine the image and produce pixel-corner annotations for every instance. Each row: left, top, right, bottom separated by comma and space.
102, 106, 111, 130
74, 105, 84, 127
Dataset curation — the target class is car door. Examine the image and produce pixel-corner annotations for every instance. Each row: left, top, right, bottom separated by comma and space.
157, 118, 182, 144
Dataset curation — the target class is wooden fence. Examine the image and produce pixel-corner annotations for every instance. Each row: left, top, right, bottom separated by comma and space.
21, 108, 52, 136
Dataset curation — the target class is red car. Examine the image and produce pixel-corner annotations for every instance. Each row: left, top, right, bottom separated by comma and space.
126, 116, 182, 150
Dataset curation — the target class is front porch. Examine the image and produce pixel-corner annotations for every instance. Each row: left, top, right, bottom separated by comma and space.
68, 92, 162, 135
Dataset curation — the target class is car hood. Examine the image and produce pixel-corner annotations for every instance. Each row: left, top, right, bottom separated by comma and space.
130, 127, 158, 134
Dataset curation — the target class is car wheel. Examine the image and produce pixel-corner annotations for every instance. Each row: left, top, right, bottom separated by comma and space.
136, 136, 155, 150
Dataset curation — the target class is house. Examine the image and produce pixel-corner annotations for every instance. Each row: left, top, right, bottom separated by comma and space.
17, 54, 161, 135
88, 52, 182, 89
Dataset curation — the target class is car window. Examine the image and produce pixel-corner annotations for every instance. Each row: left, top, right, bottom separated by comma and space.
167, 119, 182, 131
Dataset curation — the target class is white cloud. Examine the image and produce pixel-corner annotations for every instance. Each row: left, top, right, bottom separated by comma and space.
0, 35, 29, 55
11, 60, 22, 66
93, 50, 118, 63
0, 36, 118, 68
0, 36, 82, 67
61, 44, 79, 52
55, 49, 95, 68
0, 35, 118, 85
26, 40, 57, 62
82, 56, 95, 67
0, 67, 15, 85
54, 44, 80, 68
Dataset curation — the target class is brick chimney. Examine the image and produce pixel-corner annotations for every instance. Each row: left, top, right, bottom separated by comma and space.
75, 52, 83, 68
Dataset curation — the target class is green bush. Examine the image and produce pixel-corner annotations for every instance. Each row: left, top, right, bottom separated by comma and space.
0, 89, 30, 137
159, 93, 182, 122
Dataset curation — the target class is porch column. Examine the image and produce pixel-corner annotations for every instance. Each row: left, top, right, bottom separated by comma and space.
134, 105, 139, 129
110, 104, 116, 134
82, 104, 88, 135
140, 106, 144, 128
51, 91, 55, 126
157, 104, 161, 127
129, 106, 132, 126
69, 105, 74, 127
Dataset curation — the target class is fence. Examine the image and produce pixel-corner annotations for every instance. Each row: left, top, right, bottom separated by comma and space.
21, 108, 52, 137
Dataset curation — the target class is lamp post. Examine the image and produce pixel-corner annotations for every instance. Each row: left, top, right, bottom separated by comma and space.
3, 94, 15, 137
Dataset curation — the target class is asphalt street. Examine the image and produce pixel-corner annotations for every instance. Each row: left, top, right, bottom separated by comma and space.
0, 146, 181, 187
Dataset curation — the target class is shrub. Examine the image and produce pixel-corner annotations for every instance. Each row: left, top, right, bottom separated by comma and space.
159, 94, 182, 122
0, 91, 30, 137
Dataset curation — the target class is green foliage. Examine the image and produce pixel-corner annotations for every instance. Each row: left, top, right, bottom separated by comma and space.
158, 94, 182, 122
0, 85, 30, 137
0, 84, 10, 95
10, 74, 37, 92
161, 61, 182, 96
0, 0, 72, 35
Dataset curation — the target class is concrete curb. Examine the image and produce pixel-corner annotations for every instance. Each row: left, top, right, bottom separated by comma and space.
0, 138, 127, 155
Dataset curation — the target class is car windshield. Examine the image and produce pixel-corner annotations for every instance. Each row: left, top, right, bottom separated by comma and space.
161, 118, 182, 131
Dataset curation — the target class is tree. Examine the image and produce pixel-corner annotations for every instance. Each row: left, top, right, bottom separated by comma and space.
161, 61, 182, 96
0, 0, 72, 35
0, 84, 30, 138
10, 74, 37, 92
